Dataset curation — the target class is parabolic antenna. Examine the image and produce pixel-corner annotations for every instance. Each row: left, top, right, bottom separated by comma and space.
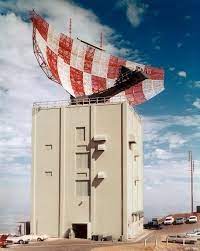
31, 11, 164, 105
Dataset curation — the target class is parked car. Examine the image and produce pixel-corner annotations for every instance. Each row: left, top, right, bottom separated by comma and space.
0, 235, 8, 248
186, 231, 200, 240
23, 234, 48, 242
152, 217, 163, 225
167, 235, 197, 244
187, 215, 198, 224
6, 234, 48, 244
164, 216, 174, 225
144, 221, 163, 230
6, 235, 29, 244
174, 217, 185, 225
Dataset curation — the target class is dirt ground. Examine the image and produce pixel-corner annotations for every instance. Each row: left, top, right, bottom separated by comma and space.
5, 240, 200, 251
6, 241, 200, 251
5, 222, 200, 251
143, 221, 200, 244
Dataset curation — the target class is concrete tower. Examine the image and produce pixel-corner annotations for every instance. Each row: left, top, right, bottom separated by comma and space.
31, 98, 144, 240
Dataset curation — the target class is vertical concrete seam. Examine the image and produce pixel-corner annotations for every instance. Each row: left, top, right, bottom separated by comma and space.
121, 103, 123, 236
58, 108, 61, 237
32, 108, 37, 234
89, 105, 92, 223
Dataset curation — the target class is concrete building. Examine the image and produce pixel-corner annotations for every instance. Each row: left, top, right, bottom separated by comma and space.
31, 98, 144, 240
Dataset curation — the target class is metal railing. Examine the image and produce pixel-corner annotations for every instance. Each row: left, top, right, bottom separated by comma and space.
33, 96, 127, 109
144, 234, 158, 247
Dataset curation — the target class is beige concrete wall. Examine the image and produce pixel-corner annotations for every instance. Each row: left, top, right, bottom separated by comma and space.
126, 107, 143, 238
31, 101, 143, 240
60, 103, 123, 239
32, 108, 61, 236
60, 106, 91, 235
92, 104, 122, 238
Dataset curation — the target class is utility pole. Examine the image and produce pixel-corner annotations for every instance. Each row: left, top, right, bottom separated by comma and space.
189, 151, 194, 213
192, 159, 194, 213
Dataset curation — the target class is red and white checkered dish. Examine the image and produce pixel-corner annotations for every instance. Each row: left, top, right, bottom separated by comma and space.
31, 12, 164, 105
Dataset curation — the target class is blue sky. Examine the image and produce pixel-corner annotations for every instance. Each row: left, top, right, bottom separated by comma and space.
0, 0, 200, 232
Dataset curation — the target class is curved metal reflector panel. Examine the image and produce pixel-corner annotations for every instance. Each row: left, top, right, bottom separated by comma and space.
31, 11, 164, 105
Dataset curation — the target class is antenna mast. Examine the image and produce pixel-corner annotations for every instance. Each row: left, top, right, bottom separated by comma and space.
69, 18, 72, 37
189, 151, 194, 213
100, 32, 103, 49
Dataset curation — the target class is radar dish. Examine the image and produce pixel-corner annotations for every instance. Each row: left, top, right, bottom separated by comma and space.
31, 11, 164, 105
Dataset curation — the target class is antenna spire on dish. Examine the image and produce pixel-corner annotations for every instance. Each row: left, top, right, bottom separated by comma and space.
100, 32, 103, 49
69, 18, 72, 37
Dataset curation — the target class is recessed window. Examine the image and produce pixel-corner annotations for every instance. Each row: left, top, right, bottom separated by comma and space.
45, 144, 52, 150
76, 127, 85, 143
76, 180, 90, 196
76, 153, 89, 169
45, 171, 52, 176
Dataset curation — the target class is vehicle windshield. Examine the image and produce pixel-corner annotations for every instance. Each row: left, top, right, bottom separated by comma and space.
176, 218, 183, 220
165, 218, 172, 220
190, 216, 196, 219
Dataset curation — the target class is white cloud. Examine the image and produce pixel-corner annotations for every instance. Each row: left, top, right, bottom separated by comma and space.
167, 134, 187, 149
169, 67, 175, 71
188, 80, 200, 89
0, 13, 68, 178
144, 158, 193, 218
148, 132, 187, 150
152, 35, 160, 44
184, 94, 193, 102
178, 71, 187, 78
143, 113, 200, 218
193, 81, 200, 88
143, 114, 200, 160
154, 148, 173, 160
185, 15, 191, 20
177, 42, 182, 48
117, 0, 148, 27
154, 45, 160, 50
0, 0, 146, 61
193, 98, 200, 109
